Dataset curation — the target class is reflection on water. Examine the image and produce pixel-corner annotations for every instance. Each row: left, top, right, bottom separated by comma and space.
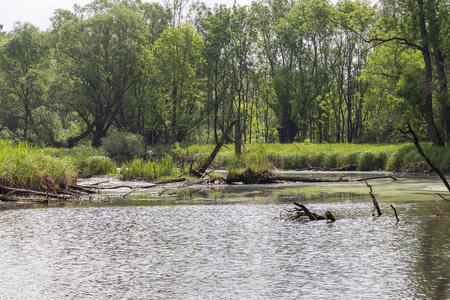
1, 201, 449, 299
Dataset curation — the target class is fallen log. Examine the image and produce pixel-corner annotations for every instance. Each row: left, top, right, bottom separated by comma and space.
271, 176, 348, 183
68, 184, 97, 194
153, 178, 186, 184
225, 169, 276, 184
356, 175, 397, 181
294, 202, 322, 220
289, 202, 335, 222
0, 194, 20, 202
305, 164, 357, 171
193, 119, 238, 177
1, 184, 98, 202
225, 167, 349, 184
0, 185, 66, 200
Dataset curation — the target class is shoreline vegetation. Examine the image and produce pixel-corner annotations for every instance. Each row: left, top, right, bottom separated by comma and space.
1, 139, 450, 205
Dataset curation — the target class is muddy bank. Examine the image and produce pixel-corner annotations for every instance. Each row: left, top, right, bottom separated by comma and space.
2, 171, 447, 209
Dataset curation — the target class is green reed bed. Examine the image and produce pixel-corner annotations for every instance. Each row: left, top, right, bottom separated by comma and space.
169, 142, 450, 172
121, 155, 177, 181
0, 140, 117, 191
0, 140, 77, 191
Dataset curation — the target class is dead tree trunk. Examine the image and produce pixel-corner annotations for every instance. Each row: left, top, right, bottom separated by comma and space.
364, 180, 382, 217
193, 119, 238, 177
398, 124, 450, 192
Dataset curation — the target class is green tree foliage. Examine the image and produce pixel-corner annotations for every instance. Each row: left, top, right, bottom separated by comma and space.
144, 24, 205, 144
0, 23, 49, 142
51, 0, 162, 147
360, 0, 449, 145
0, 0, 449, 147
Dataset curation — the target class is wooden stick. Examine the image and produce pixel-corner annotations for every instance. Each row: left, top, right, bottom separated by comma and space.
364, 180, 382, 216
391, 205, 399, 222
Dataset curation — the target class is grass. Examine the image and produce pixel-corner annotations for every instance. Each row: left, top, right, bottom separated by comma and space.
0, 140, 77, 191
120, 155, 177, 181
0, 140, 116, 191
2, 138, 448, 192
161, 142, 450, 172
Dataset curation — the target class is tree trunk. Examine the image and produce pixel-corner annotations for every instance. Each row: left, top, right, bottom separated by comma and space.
235, 118, 241, 156
278, 118, 297, 143
417, 0, 444, 146
433, 47, 449, 144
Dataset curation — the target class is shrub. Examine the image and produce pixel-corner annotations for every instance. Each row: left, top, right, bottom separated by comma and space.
386, 151, 404, 171
373, 151, 388, 170
101, 131, 145, 159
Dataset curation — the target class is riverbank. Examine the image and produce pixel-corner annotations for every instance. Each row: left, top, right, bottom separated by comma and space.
2, 140, 450, 209
2, 170, 448, 210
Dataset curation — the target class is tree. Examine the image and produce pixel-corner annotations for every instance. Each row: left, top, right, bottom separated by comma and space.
360, 43, 426, 141
145, 24, 206, 144
0, 23, 49, 142
198, 5, 234, 144
51, 0, 148, 147
252, 0, 297, 143
342, 0, 449, 145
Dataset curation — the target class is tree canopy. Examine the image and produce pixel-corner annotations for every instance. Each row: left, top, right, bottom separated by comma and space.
0, 0, 449, 147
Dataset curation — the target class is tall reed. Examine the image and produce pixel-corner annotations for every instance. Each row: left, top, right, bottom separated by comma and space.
0, 140, 77, 191
121, 155, 177, 181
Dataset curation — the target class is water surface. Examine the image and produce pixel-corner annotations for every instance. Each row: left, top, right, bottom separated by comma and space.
1, 174, 449, 299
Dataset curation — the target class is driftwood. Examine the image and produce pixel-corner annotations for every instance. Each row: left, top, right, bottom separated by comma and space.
364, 180, 382, 217
0, 194, 20, 202
226, 169, 276, 184
0, 185, 69, 200
0, 184, 98, 203
286, 202, 336, 222
68, 184, 97, 194
398, 124, 450, 193
225, 168, 349, 184
306, 164, 357, 171
193, 119, 238, 177
271, 176, 348, 183
356, 175, 397, 181
153, 178, 186, 184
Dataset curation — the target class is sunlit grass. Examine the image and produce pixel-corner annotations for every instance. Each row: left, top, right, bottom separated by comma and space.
0, 140, 116, 191
0, 140, 77, 191
120, 155, 177, 181
165, 142, 450, 172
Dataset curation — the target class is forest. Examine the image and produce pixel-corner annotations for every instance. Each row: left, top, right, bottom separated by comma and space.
0, 0, 449, 149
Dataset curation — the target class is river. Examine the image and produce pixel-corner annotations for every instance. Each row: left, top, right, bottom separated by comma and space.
1, 172, 449, 299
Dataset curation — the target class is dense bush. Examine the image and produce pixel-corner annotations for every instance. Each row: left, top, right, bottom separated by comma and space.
101, 131, 145, 159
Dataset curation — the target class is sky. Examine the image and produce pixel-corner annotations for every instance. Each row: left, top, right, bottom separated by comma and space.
0, 0, 249, 33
